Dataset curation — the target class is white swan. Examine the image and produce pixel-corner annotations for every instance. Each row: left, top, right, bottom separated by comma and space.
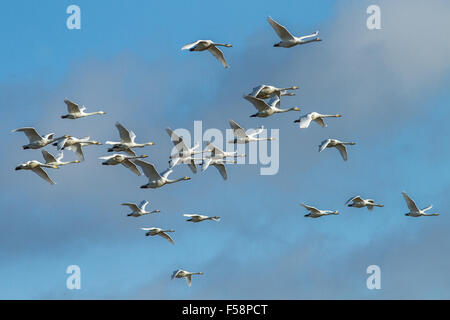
402, 192, 439, 217
201, 158, 236, 180
181, 40, 232, 68
122, 201, 160, 217
15, 160, 58, 185
301, 203, 338, 218
295, 112, 342, 128
184, 214, 220, 223
319, 139, 355, 161
54, 136, 101, 161
42, 150, 80, 167
166, 128, 201, 173
12, 127, 66, 150
228, 119, 275, 144
267, 17, 321, 48
99, 154, 147, 176
171, 269, 203, 287
106, 122, 154, 156
141, 227, 175, 244
61, 99, 106, 119
204, 142, 246, 159
346, 196, 384, 210
249, 85, 299, 99
243, 95, 300, 118
133, 160, 190, 189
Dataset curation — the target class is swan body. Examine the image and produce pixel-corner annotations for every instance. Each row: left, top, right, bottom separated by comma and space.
184, 214, 220, 223
243, 95, 300, 118
346, 196, 384, 210
249, 85, 299, 99
267, 17, 321, 48
99, 154, 147, 176
171, 269, 203, 287
42, 150, 80, 167
228, 119, 275, 144
319, 139, 355, 161
301, 203, 338, 218
61, 99, 106, 119
133, 160, 190, 189
54, 136, 101, 161
181, 40, 232, 68
141, 227, 175, 244
106, 122, 154, 156
402, 192, 439, 217
201, 158, 236, 180
295, 112, 342, 128
12, 127, 66, 150
15, 160, 58, 185
122, 201, 160, 217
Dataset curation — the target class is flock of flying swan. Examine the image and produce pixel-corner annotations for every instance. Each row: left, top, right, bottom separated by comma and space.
11, 16, 439, 288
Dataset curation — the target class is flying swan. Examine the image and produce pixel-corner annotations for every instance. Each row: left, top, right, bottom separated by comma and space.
133, 160, 190, 189
99, 154, 147, 176
184, 214, 220, 223
319, 139, 355, 161
249, 85, 299, 99
15, 160, 58, 185
122, 201, 160, 217
402, 192, 439, 217
301, 203, 339, 218
61, 99, 106, 119
228, 119, 275, 144
181, 40, 232, 68
12, 127, 66, 150
141, 227, 175, 244
345, 196, 384, 210
171, 269, 203, 287
267, 16, 322, 48
295, 112, 341, 128
243, 95, 300, 118
106, 122, 154, 156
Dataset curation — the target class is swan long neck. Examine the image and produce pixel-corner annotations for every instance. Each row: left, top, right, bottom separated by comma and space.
85, 111, 104, 116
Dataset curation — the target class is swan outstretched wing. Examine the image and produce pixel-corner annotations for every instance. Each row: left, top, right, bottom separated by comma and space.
181, 41, 200, 51
133, 160, 162, 180
12, 127, 43, 143
208, 46, 228, 68
298, 114, 313, 128
421, 205, 433, 212
123, 148, 137, 157
214, 163, 228, 180
122, 203, 140, 211
115, 122, 132, 143
229, 119, 248, 139
166, 128, 188, 153
402, 192, 420, 213
250, 85, 265, 97
301, 203, 320, 214
64, 99, 81, 114
122, 159, 141, 176
313, 117, 326, 127
267, 17, 295, 41
185, 274, 192, 287
300, 31, 319, 40
243, 95, 271, 112
202, 158, 213, 172
188, 159, 197, 174
139, 200, 149, 211
41, 150, 57, 164
67, 143, 85, 161
159, 232, 175, 244
184, 214, 200, 218
32, 166, 55, 185
345, 196, 362, 205
319, 139, 331, 152
335, 144, 348, 161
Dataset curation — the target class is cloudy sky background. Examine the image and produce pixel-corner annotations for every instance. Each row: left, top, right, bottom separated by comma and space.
1, 0, 450, 299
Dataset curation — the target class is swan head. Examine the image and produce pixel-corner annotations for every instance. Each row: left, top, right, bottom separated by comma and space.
268, 137, 275, 141
293, 107, 300, 111
316, 38, 322, 41
99, 111, 106, 115
101, 162, 108, 165
336, 114, 342, 117
225, 44, 232, 47
183, 177, 191, 180
154, 210, 161, 213
15, 165, 23, 170
273, 43, 280, 47
92, 141, 102, 145
140, 184, 150, 189
74, 160, 81, 163
142, 154, 148, 158
333, 211, 339, 215
292, 86, 299, 90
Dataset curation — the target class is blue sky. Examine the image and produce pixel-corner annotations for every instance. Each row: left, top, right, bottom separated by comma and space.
1, 0, 450, 299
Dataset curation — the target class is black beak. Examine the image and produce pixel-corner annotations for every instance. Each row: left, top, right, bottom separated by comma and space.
107, 148, 113, 152
15, 167, 20, 170
294, 119, 300, 123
